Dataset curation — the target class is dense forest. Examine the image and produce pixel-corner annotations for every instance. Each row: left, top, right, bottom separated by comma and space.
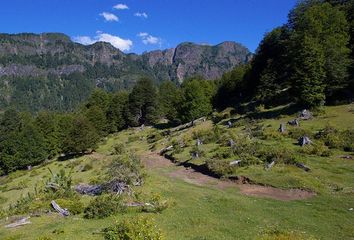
0, 0, 353, 174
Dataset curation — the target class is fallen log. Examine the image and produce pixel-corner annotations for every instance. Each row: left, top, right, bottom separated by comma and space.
295, 162, 311, 172
75, 184, 102, 196
159, 145, 173, 156
5, 217, 31, 228
229, 160, 241, 166
51, 200, 70, 216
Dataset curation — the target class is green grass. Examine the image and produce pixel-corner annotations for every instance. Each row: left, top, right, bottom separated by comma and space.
0, 104, 353, 239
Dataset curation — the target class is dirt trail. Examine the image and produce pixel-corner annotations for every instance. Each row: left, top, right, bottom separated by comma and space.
141, 152, 316, 201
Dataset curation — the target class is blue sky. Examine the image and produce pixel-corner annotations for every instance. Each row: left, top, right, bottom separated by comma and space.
0, 0, 297, 53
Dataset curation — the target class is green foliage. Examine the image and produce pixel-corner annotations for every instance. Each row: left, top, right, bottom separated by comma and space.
62, 115, 100, 154
178, 78, 215, 122
84, 194, 126, 219
55, 198, 84, 215
44, 168, 74, 198
107, 154, 143, 185
128, 78, 159, 126
107, 91, 129, 132
102, 216, 164, 240
112, 143, 126, 155
141, 193, 169, 213
158, 81, 181, 121
0, 109, 48, 173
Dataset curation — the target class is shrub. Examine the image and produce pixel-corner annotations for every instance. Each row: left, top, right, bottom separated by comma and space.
102, 216, 164, 240
315, 125, 342, 148
192, 128, 220, 144
142, 193, 169, 213
107, 153, 143, 185
112, 143, 126, 155
55, 198, 84, 215
256, 146, 297, 165
212, 147, 233, 159
299, 143, 332, 157
342, 129, 354, 152
44, 168, 75, 198
147, 132, 163, 144
288, 128, 313, 140
80, 163, 93, 172
206, 159, 234, 176
84, 194, 126, 219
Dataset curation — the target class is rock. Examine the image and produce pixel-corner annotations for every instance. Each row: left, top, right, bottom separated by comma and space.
229, 160, 241, 166
228, 139, 235, 147
196, 139, 203, 146
278, 123, 286, 133
298, 136, 312, 146
288, 119, 299, 126
299, 109, 313, 120
266, 161, 275, 170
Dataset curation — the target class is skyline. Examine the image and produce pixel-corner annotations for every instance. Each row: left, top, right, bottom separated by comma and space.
0, 0, 298, 53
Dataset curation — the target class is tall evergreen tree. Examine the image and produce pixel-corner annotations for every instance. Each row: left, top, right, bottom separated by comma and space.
128, 78, 159, 126
178, 78, 213, 122
107, 91, 129, 132
158, 81, 181, 121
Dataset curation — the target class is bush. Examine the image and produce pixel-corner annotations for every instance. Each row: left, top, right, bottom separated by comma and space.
55, 198, 84, 215
288, 128, 313, 140
147, 132, 163, 144
80, 163, 93, 172
112, 143, 126, 155
299, 143, 332, 157
206, 159, 234, 176
342, 129, 354, 152
107, 153, 143, 185
102, 216, 164, 240
256, 146, 297, 165
84, 194, 126, 219
142, 193, 169, 213
315, 125, 342, 148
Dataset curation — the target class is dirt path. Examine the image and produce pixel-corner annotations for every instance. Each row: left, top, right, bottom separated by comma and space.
141, 152, 316, 201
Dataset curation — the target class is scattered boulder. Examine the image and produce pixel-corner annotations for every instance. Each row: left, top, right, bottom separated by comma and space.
278, 123, 286, 133
228, 139, 235, 147
266, 161, 275, 170
299, 109, 313, 120
227, 121, 233, 128
288, 119, 299, 126
191, 152, 199, 159
196, 139, 203, 146
229, 160, 241, 166
298, 136, 312, 146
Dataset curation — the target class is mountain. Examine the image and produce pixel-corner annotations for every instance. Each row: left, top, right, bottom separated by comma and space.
0, 33, 252, 112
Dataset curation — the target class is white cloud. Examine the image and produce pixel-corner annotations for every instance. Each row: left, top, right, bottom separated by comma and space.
113, 3, 129, 10
73, 36, 95, 45
73, 32, 133, 51
134, 12, 148, 19
100, 12, 119, 22
137, 32, 161, 45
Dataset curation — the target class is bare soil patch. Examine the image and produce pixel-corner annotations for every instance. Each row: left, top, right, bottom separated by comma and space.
140, 152, 315, 201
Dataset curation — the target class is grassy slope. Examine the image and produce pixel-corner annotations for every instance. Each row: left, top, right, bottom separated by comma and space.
0, 104, 353, 240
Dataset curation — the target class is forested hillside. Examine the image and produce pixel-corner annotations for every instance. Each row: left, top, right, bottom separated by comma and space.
0, 34, 251, 112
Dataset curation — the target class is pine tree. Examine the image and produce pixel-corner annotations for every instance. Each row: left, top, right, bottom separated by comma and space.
178, 78, 213, 122
107, 91, 129, 132
128, 78, 159, 126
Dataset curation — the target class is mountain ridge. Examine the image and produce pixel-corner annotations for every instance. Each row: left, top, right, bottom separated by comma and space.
0, 32, 252, 111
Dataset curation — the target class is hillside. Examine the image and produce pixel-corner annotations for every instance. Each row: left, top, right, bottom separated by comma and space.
0, 104, 353, 239
0, 33, 251, 112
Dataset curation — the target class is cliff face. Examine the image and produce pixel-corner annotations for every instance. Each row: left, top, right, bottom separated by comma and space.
0, 33, 252, 111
